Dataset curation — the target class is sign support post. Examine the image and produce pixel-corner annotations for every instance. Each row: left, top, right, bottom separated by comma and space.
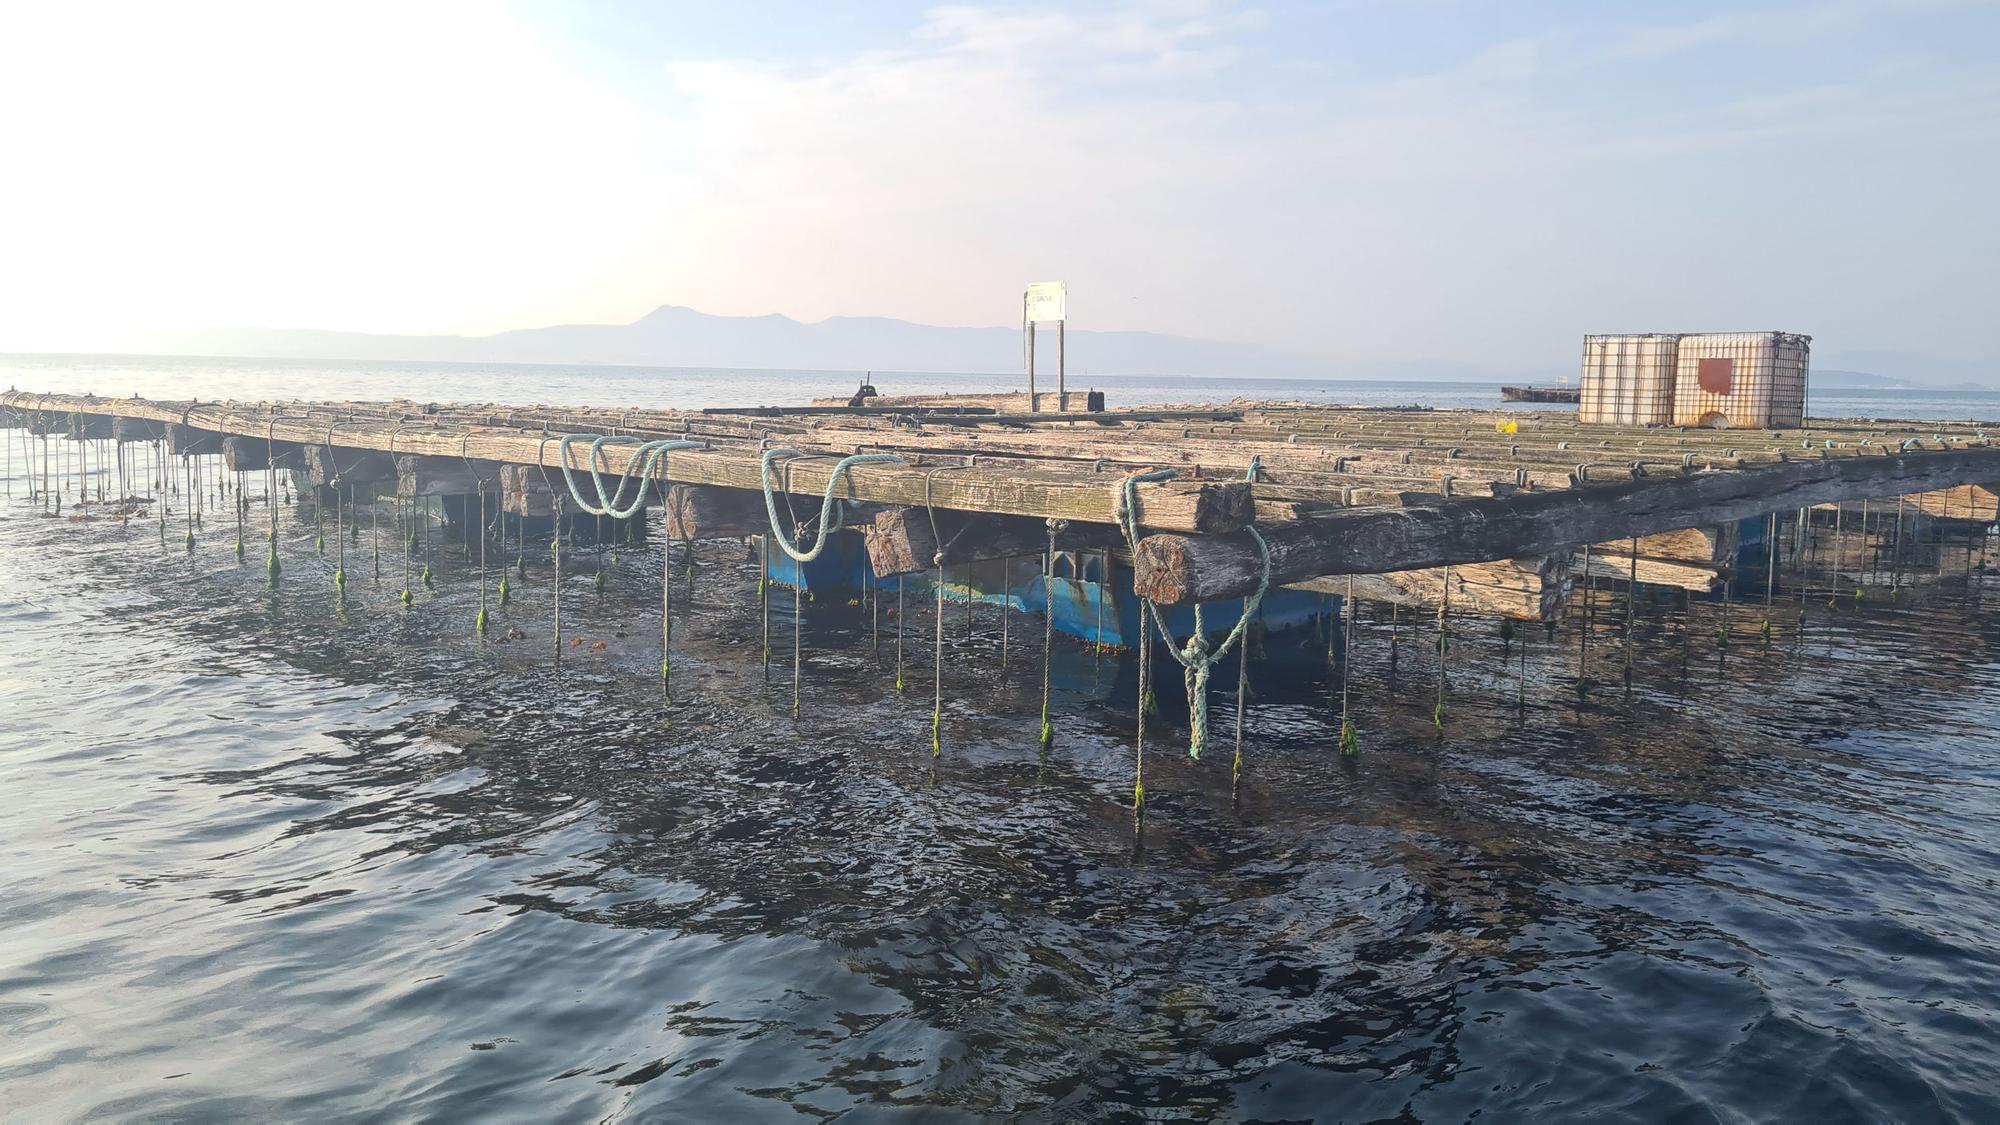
1023, 282, 1068, 413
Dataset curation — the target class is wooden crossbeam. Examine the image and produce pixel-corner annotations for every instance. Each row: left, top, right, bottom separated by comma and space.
1134, 447, 2000, 603
862, 508, 1125, 578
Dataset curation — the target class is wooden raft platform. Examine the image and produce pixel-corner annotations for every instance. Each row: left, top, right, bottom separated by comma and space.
7, 390, 2000, 621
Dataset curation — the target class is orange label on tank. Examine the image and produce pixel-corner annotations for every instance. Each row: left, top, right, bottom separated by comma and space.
1698, 358, 1734, 395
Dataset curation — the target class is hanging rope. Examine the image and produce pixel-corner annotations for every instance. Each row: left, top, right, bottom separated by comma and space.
1115, 468, 1272, 760
933, 556, 945, 757
758, 448, 901, 562
1040, 519, 1063, 749
557, 434, 702, 518
475, 480, 489, 636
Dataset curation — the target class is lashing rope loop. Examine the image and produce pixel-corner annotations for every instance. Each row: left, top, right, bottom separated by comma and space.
1116, 467, 1272, 759
558, 434, 703, 519
759, 447, 903, 562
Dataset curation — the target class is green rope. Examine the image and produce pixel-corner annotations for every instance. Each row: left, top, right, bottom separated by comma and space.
557, 434, 701, 519
1116, 468, 1272, 760
1040, 519, 1062, 749
758, 448, 902, 562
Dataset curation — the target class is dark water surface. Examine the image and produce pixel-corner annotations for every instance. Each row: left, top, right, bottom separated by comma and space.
5, 362, 2000, 1121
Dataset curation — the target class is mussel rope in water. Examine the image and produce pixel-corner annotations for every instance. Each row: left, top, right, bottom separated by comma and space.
554, 435, 702, 519
657, 480, 672, 686
759, 533, 771, 674
1576, 541, 1592, 681
916, 467, 973, 755
234, 470, 245, 561
1000, 557, 1010, 679
334, 482, 347, 598
895, 576, 906, 693
475, 481, 489, 636
757, 448, 904, 563
1134, 602, 1153, 812
794, 530, 804, 720
182, 453, 194, 552
1040, 519, 1063, 749
1433, 566, 1451, 729
933, 556, 945, 756
400, 492, 413, 606
1339, 573, 1358, 755
1116, 467, 1272, 760
552, 495, 564, 657
1625, 536, 1638, 685
1234, 590, 1252, 778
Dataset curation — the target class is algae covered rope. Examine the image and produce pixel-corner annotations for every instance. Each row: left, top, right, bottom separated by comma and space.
933, 554, 946, 756
475, 480, 490, 637
895, 575, 906, 693
792, 532, 800, 716
552, 494, 564, 658
1625, 536, 1638, 686
1039, 519, 1063, 750
1433, 566, 1451, 729
399, 492, 413, 607
999, 557, 1010, 682
333, 481, 348, 600
1116, 468, 1272, 760
759, 533, 771, 675
1133, 602, 1152, 814
1339, 573, 1358, 755
668, 476, 684, 688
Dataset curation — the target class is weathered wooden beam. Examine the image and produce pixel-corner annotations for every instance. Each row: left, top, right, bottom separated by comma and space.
221, 436, 304, 473
501, 463, 556, 517
1291, 554, 1572, 621
396, 455, 503, 498
112, 418, 164, 442
1617, 525, 1737, 565
1581, 553, 1720, 593
1901, 483, 2000, 521
663, 484, 765, 540
862, 507, 1126, 577
306, 445, 398, 487
67, 413, 116, 439
1135, 447, 2000, 603
164, 422, 221, 455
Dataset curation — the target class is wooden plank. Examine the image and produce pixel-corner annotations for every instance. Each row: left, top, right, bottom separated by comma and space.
396, 455, 503, 498
1581, 553, 1720, 593
662, 484, 766, 540
112, 418, 164, 442
221, 436, 304, 473
164, 422, 221, 454
1133, 446, 2000, 603
307, 444, 398, 487
1291, 554, 1572, 621
862, 507, 1126, 577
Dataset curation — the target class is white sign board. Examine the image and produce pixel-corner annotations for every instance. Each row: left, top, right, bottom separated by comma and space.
1024, 281, 1067, 323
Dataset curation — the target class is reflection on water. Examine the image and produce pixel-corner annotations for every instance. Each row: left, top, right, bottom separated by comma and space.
4, 430, 2000, 1120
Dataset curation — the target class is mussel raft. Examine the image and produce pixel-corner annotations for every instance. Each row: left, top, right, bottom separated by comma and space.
5, 388, 1999, 812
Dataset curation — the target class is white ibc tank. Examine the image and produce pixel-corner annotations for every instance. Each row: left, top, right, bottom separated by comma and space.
1672, 332, 1811, 429
1579, 334, 1680, 425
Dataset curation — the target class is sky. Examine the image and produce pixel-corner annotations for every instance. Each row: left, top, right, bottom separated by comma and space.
0, 0, 1995, 372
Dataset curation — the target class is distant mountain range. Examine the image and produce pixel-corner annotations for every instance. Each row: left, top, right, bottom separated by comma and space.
99, 306, 1995, 388
121, 304, 1353, 380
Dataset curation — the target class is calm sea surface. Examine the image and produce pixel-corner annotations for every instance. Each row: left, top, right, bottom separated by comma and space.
4, 355, 2000, 1121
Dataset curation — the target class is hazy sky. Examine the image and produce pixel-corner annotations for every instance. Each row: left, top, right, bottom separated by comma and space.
1, 0, 1994, 368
